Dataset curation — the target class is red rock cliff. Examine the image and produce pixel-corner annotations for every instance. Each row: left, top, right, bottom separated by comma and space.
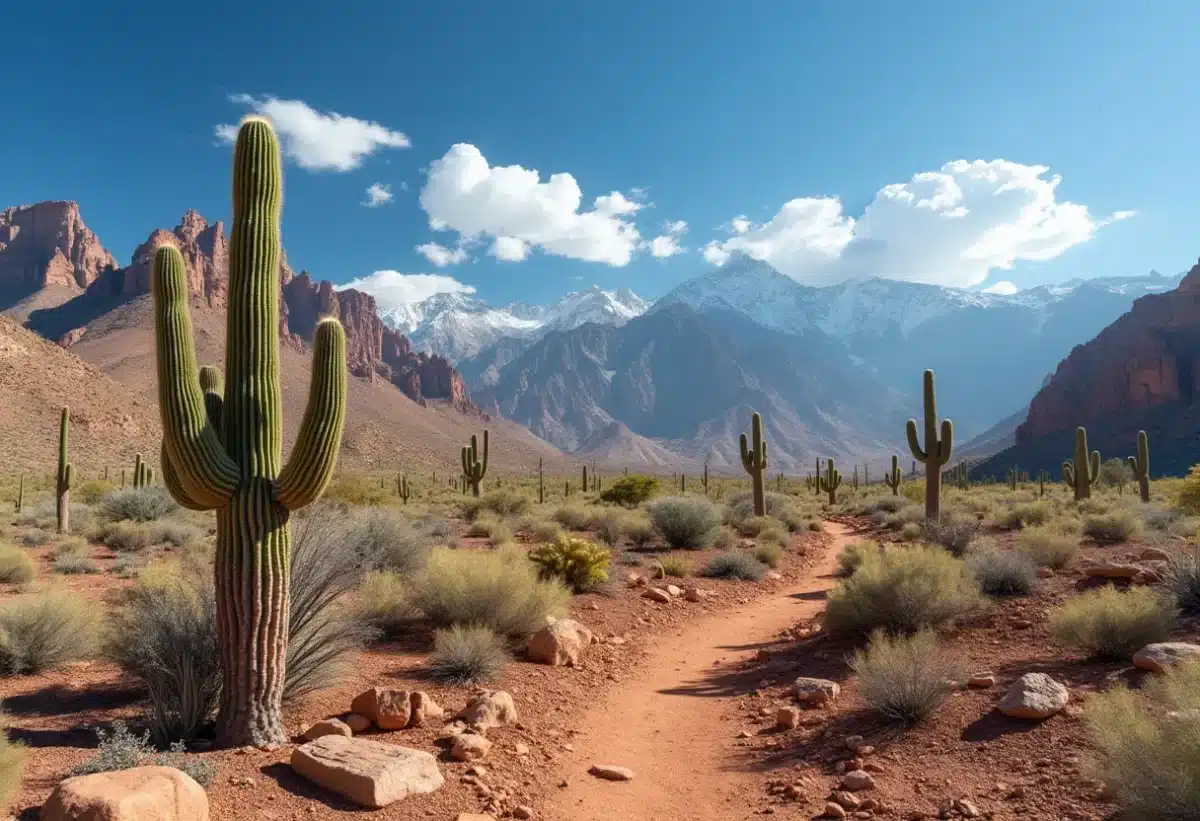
1017, 258, 1200, 442
0, 201, 118, 291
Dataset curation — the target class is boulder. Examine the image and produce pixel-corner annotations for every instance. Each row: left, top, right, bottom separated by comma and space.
775, 707, 801, 730
527, 619, 594, 667
303, 718, 352, 740
42, 765, 208, 821
458, 690, 518, 734
407, 692, 444, 727
1132, 642, 1200, 673
839, 770, 875, 791
997, 673, 1069, 719
793, 677, 840, 706
290, 735, 444, 808
344, 713, 372, 733
350, 687, 411, 730
451, 733, 493, 762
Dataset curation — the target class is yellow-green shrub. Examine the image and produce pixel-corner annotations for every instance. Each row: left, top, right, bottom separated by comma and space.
0, 546, 34, 584
528, 536, 611, 592
1016, 526, 1079, 568
1050, 586, 1176, 659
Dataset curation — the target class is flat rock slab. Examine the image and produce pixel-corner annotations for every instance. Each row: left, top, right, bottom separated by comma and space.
589, 764, 635, 781
291, 735, 444, 808
793, 677, 840, 706
997, 673, 1069, 720
42, 765, 208, 821
1133, 642, 1200, 673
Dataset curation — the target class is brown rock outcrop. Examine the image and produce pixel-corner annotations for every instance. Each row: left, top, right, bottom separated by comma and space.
0, 201, 118, 291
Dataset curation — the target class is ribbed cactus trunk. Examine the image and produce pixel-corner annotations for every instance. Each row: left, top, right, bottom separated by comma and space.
56, 407, 72, 534
739, 412, 767, 517
1128, 430, 1150, 503
884, 454, 901, 496
461, 431, 488, 497
905, 370, 953, 521
819, 458, 841, 505
152, 119, 346, 749
1063, 427, 1100, 502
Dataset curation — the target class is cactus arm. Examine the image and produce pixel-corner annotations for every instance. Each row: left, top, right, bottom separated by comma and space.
160, 442, 209, 511
938, 420, 954, 465
199, 365, 225, 432
1088, 450, 1100, 485
905, 419, 927, 462
1063, 461, 1075, 487
738, 433, 751, 469
276, 318, 348, 510
152, 246, 240, 507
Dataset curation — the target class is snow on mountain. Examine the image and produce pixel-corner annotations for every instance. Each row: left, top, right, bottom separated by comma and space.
380, 285, 650, 363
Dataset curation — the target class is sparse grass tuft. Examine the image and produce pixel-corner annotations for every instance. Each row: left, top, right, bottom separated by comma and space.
1049, 586, 1176, 659
921, 514, 980, 556
1163, 547, 1200, 614
965, 547, 1037, 598
427, 625, 510, 685
1083, 510, 1143, 544
1016, 526, 1079, 569
647, 496, 722, 550
753, 542, 782, 568
0, 588, 97, 675
659, 555, 691, 577
850, 629, 963, 725
701, 551, 766, 581
0, 546, 35, 584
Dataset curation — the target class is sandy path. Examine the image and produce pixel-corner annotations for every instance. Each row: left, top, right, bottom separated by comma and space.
542, 521, 851, 821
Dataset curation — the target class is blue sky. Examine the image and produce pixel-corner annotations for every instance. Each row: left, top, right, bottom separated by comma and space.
5, 0, 1199, 309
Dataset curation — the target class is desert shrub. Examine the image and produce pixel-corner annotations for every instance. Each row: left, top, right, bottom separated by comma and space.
0, 721, 24, 813
965, 548, 1036, 597
995, 501, 1052, 530
659, 555, 691, 577
1083, 510, 1142, 544
106, 562, 219, 742
899, 522, 923, 541
526, 519, 564, 545
862, 496, 908, 515
598, 475, 660, 507
418, 516, 455, 541
357, 571, 415, 637
411, 545, 570, 637
528, 536, 611, 592
618, 550, 641, 566
702, 551, 766, 581
836, 541, 879, 577
712, 526, 737, 550
824, 546, 984, 635
1050, 586, 1177, 659
152, 522, 201, 549
552, 504, 594, 532
1163, 547, 1200, 614
20, 529, 50, 547
113, 553, 145, 578
625, 515, 657, 548
591, 510, 632, 546
76, 480, 116, 505
338, 508, 430, 577
98, 521, 155, 552
921, 514, 980, 556
885, 505, 926, 531
753, 542, 782, 568
0, 546, 34, 584
462, 488, 533, 520
1098, 457, 1135, 490
807, 520, 823, 532
726, 491, 794, 526
900, 479, 925, 504
428, 625, 509, 685
1142, 504, 1180, 532
101, 487, 179, 522
69, 721, 215, 786
736, 516, 776, 538
850, 630, 963, 724
1085, 660, 1200, 821
1015, 526, 1079, 568
53, 553, 99, 575
0, 589, 97, 674
647, 496, 722, 550
321, 474, 390, 507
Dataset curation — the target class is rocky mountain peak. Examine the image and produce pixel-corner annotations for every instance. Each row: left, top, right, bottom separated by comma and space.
0, 201, 118, 291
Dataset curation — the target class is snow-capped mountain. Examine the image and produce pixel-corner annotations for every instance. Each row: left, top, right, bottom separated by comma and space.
379, 286, 649, 363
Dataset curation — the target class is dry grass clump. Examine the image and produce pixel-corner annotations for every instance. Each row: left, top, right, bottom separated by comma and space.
921, 514, 980, 556
0, 720, 24, 814
836, 540, 879, 577
0, 546, 34, 584
701, 551, 766, 581
659, 555, 691, 577
753, 542, 782, 568
850, 629, 964, 724
101, 487, 179, 522
647, 496, 722, 549
1163, 546, 1200, 614
428, 625, 510, 685
1049, 586, 1176, 659
1083, 509, 1143, 544
1015, 526, 1079, 569
994, 500, 1053, 530
0, 588, 98, 675
461, 488, 533, 520
357, 571, 416, 637
965, 546, 1037, 598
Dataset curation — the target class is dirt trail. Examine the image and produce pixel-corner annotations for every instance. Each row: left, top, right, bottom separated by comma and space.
543, 521, 852, 821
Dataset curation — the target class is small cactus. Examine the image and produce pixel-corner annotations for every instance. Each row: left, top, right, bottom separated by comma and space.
582, 464, 588, 494
15, 473, 23, 514
883, 455, 902, 496
461, 430, 489, 497
739, 412, 768, 517
538, 457, 544, 504
1127, 430, 1150, 503
818, 458, 841, 505
702, 461, 709, 497
1062, 426, 1100, 501
1038, 469, 1049, 498
56, 407, 72, 534
905, 369, 953, 520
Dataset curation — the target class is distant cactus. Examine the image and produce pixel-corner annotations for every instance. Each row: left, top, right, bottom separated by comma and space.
1007, 467, 1018, 491
15, 473, 23, 514
864, 463, 870, 486
852, 465, 859, 491
1038, 469, 1049, 497
739, 412, 768, 516
905, 369, 953, 521
1062, 426, 1100, 501
883, 455, 902, 496
397, 474, 410, 504
132, 453, 153, 489
819, 458, 841, 505
681, 473, 686, 492
814, 458, 822, 496
538, 457, 545, 504
56, 407, 72, 534
1127, 430, 1150, 503
582, 464, 588, 494
702, 462, 709, 497
461, 430, 489, 497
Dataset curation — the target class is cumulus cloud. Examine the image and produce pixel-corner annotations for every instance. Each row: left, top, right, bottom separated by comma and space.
645, 219, 688, 258
338, 270, 475, 310
216, 94, 410, 172
363, 183, 393, 207
418, 143, 643, 266
982, 280, 1019, 295
702, 160, 1133, 288
416, 241, 470, 267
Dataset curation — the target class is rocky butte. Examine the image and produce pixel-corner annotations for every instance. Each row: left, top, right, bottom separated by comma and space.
0, 201, 118, 292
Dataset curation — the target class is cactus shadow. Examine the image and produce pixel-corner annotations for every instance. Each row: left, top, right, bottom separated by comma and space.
2, 683, 143, 717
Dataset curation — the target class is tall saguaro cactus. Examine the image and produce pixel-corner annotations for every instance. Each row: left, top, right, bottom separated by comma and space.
883, 454, 902, 496
905, 369, 953, 521
1128, 430, 1150, 503
1062, 427, 1100, 502
461, 430, 489, 497
133, 453, 154, 488
819, 458, 841, 504
56, 407, 72, 534
739, 412, 768, 516
152, 118, 347, 748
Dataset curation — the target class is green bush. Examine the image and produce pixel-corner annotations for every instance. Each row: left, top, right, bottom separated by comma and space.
101, 487, 180, 522
836, 541, 879, 577
824, 546, 984, 635
659, 555, 691, 577
965, 546, 1036, 597
1083, 510, 1143, 544
528, 536, 611, 592
726, 491, 794, 525
411, 545, 570, 637
1050, 586, 1177, 659
647, 496, 722, 549
1016, 526, 1079, 568
625, 515, 658, 548
850, 629, 963, 724
702, 551, 766, 581
1086, 660, 1200, 821
336, 507, 430, 576
0, 588, 97, 674
69, 720, 215, 786
321, 474, 390, 507
921, 514, 980, 556
462, 488, 533, 520
598, 475, 660, 507
591, 510, 632, 546
52, 553, 99, 575
428, 625, 510, 685
0, 546, 35, 584
995, 501, 1052, 530
753, 543, 782, 568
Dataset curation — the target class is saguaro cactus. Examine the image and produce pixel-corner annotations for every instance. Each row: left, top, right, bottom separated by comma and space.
819, 458, 841, 504
702, 461, 709, 497
905, 369, 953, 521
813, 457, 821, 496
133, 453, 154, 489
1062, 426, 1100, 501
461, 430, 489, 497
397, 474, 410, 504
56, 407, 72, 534
152, 118, 347, 748
1038, 469, 1049, 498
739, 412, 768, 516
582, 464, 588, 493
538, 457, 544, 504
1128, 430, 1150, 503
15, 473, 23, 514
884, 455, 902, 496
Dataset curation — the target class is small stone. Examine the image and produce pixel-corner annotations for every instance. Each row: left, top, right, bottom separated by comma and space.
451, 733, 493, 762
968, 673, 996, 689
513, 807, 534, 819
840, 770, 875, 791
1037, 566, 1055, 578
737, 730, 753, 739
1132, 642, 1200, 673
997, 672, 1070, 719
343, 713, 371, 734
685, 587, 706, 602
642, 588, 672, 604
513, 742, 530, 755
589, 764, 635, 781
408, 692, 444, 727
793, 677, 840, 706
823, 801, 848, 818
350, 688, 411, 730
775, 707, 801, 730
844, 734, 864, 751
303, 718, 352, 741
834, 790, 862, 809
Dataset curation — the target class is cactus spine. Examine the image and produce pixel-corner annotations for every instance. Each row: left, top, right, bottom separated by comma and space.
152, 119, 347, 748
1062, 426, 1100, 501
56, 407, 72, 534
883, 454, 902, 496
461, 430, 489, 497
819, 458, 841, 504
905, 369, 953, 521
739, 412, 768, 517
1128, 430, 1150, 503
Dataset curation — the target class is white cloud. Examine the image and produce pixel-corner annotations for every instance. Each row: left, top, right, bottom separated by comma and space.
416, 241, 470, 267
702, 160, 1132, 288
982, 280, 1019, 295
363, 183, 393, 207
645, 219, 688, 258
338, 270, 475, 309
418, 143, 643, 266
216, 94, 409, 172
